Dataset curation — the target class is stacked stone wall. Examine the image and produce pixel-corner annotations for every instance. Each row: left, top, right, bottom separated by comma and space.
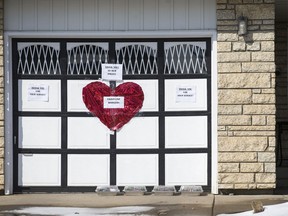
0, 0, 3, 195
217, 0, 276, 190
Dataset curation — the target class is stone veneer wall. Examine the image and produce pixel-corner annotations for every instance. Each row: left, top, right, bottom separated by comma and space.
217, 0, 276, 190
0, 0, 3, 194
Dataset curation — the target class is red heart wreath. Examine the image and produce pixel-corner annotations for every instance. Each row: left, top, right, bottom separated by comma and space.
82, 81, 144, 130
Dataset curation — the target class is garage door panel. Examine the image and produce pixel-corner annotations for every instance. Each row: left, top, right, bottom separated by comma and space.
117, 154, 158, 185
18, 79, 61, 112
67, 80, 98, 112
67, 117, 110, 149
13, 39, 211, 192
165, 154, 207, 185
165, 116, 207, 148
18, 154, 61, 186
117, 117, 159, 149
165, 79, 207, 111
125, 80, 158, 111
67, 154, 110, 186
18, 117, 61, 149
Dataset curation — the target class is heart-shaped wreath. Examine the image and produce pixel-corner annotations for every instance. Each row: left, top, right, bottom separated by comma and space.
82, 81, 144, 130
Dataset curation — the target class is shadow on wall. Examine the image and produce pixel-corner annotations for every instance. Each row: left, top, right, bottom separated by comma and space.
275, 20, 288, 191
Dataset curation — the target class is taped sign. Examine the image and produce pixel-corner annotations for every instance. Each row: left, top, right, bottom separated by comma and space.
176, 86, 196, 103
104, 96, 124, 109
27, 84, 49, 102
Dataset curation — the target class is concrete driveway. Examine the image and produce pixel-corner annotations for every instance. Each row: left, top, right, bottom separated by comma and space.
0, 193, 287, 216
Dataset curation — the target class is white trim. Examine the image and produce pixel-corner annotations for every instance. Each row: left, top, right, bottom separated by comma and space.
4, 30, 218, 194
5, 30, 216, 39
4, 33, 13, 195
211, 32, 218, 194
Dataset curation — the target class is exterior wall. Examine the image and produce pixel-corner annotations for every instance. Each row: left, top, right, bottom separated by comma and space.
0, 0, 3, 194
217, 0, 276, 190
4, 0, 216, 31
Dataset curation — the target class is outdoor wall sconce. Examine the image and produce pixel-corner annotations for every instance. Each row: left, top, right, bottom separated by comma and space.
238, 16, 248, 36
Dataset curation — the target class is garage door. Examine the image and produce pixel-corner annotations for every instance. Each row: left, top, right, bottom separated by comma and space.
13, 38, 211, 193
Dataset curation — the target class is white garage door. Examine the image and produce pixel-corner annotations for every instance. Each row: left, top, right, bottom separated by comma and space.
13, 38, 211, 192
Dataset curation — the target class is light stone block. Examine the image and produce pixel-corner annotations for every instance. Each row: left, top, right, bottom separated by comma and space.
219, 137, 268, 152
218, 52, 250, 62
268, 137, 276, 147
217, 33, 238, 42
0, 136, 3, 148
0, 175, 3, 185
243, 105, 275, 115
236, 5, 274, 20
218, 131, 228, 137
218, 115, 251, 126
240, 163, 263, 173
218, 89, 252, 104
218, 184, 234, 189
218, 63, 241, 73
261, 41, 275, 52
264, 163, 276, 173
252, 32, 275, 41
246, 42, 260, 51
256, 184, 276, 189
252, 116, 266, 126
234, 184, 249, 189
248, 184, 257, 189
218, 105, 242, 115
252, 94, 275, 104
242, 62, 275, 73
218, 73, 271, 89
217, 42, 232, 52
232, 42, 246, 51
227, 125, 275, 131
258, 152, 275, 162
0, 158, 2, 174
233, 131, 275, 136
0, 127, 3, 137
218, 153, 257, 162
252, 52, 274, 62
255, 173, 276, 183
218, 163, 239, 173
217, 10, 235, 20
219, 173, 254, 184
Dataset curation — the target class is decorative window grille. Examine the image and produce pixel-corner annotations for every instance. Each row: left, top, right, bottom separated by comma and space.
164, 42, 207, 74
116, 43, 158, 75
67, 43, 109, 75
17, 43, 61, 75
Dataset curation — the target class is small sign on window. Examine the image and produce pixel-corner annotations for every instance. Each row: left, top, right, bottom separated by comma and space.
176, 85, 197, 103
104, 96, 124, 109
102, 64, 123, 81
27, 84, 49, 102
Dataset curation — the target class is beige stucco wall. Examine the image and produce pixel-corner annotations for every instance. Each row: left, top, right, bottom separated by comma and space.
217, 0, 276, 190
0, 0, 3, 194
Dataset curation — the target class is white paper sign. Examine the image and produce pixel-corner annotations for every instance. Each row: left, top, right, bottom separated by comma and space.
102, 64, 123, 81
104, 96, 124, 108
27, 84, 49, 102
176, 86, 196, 103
